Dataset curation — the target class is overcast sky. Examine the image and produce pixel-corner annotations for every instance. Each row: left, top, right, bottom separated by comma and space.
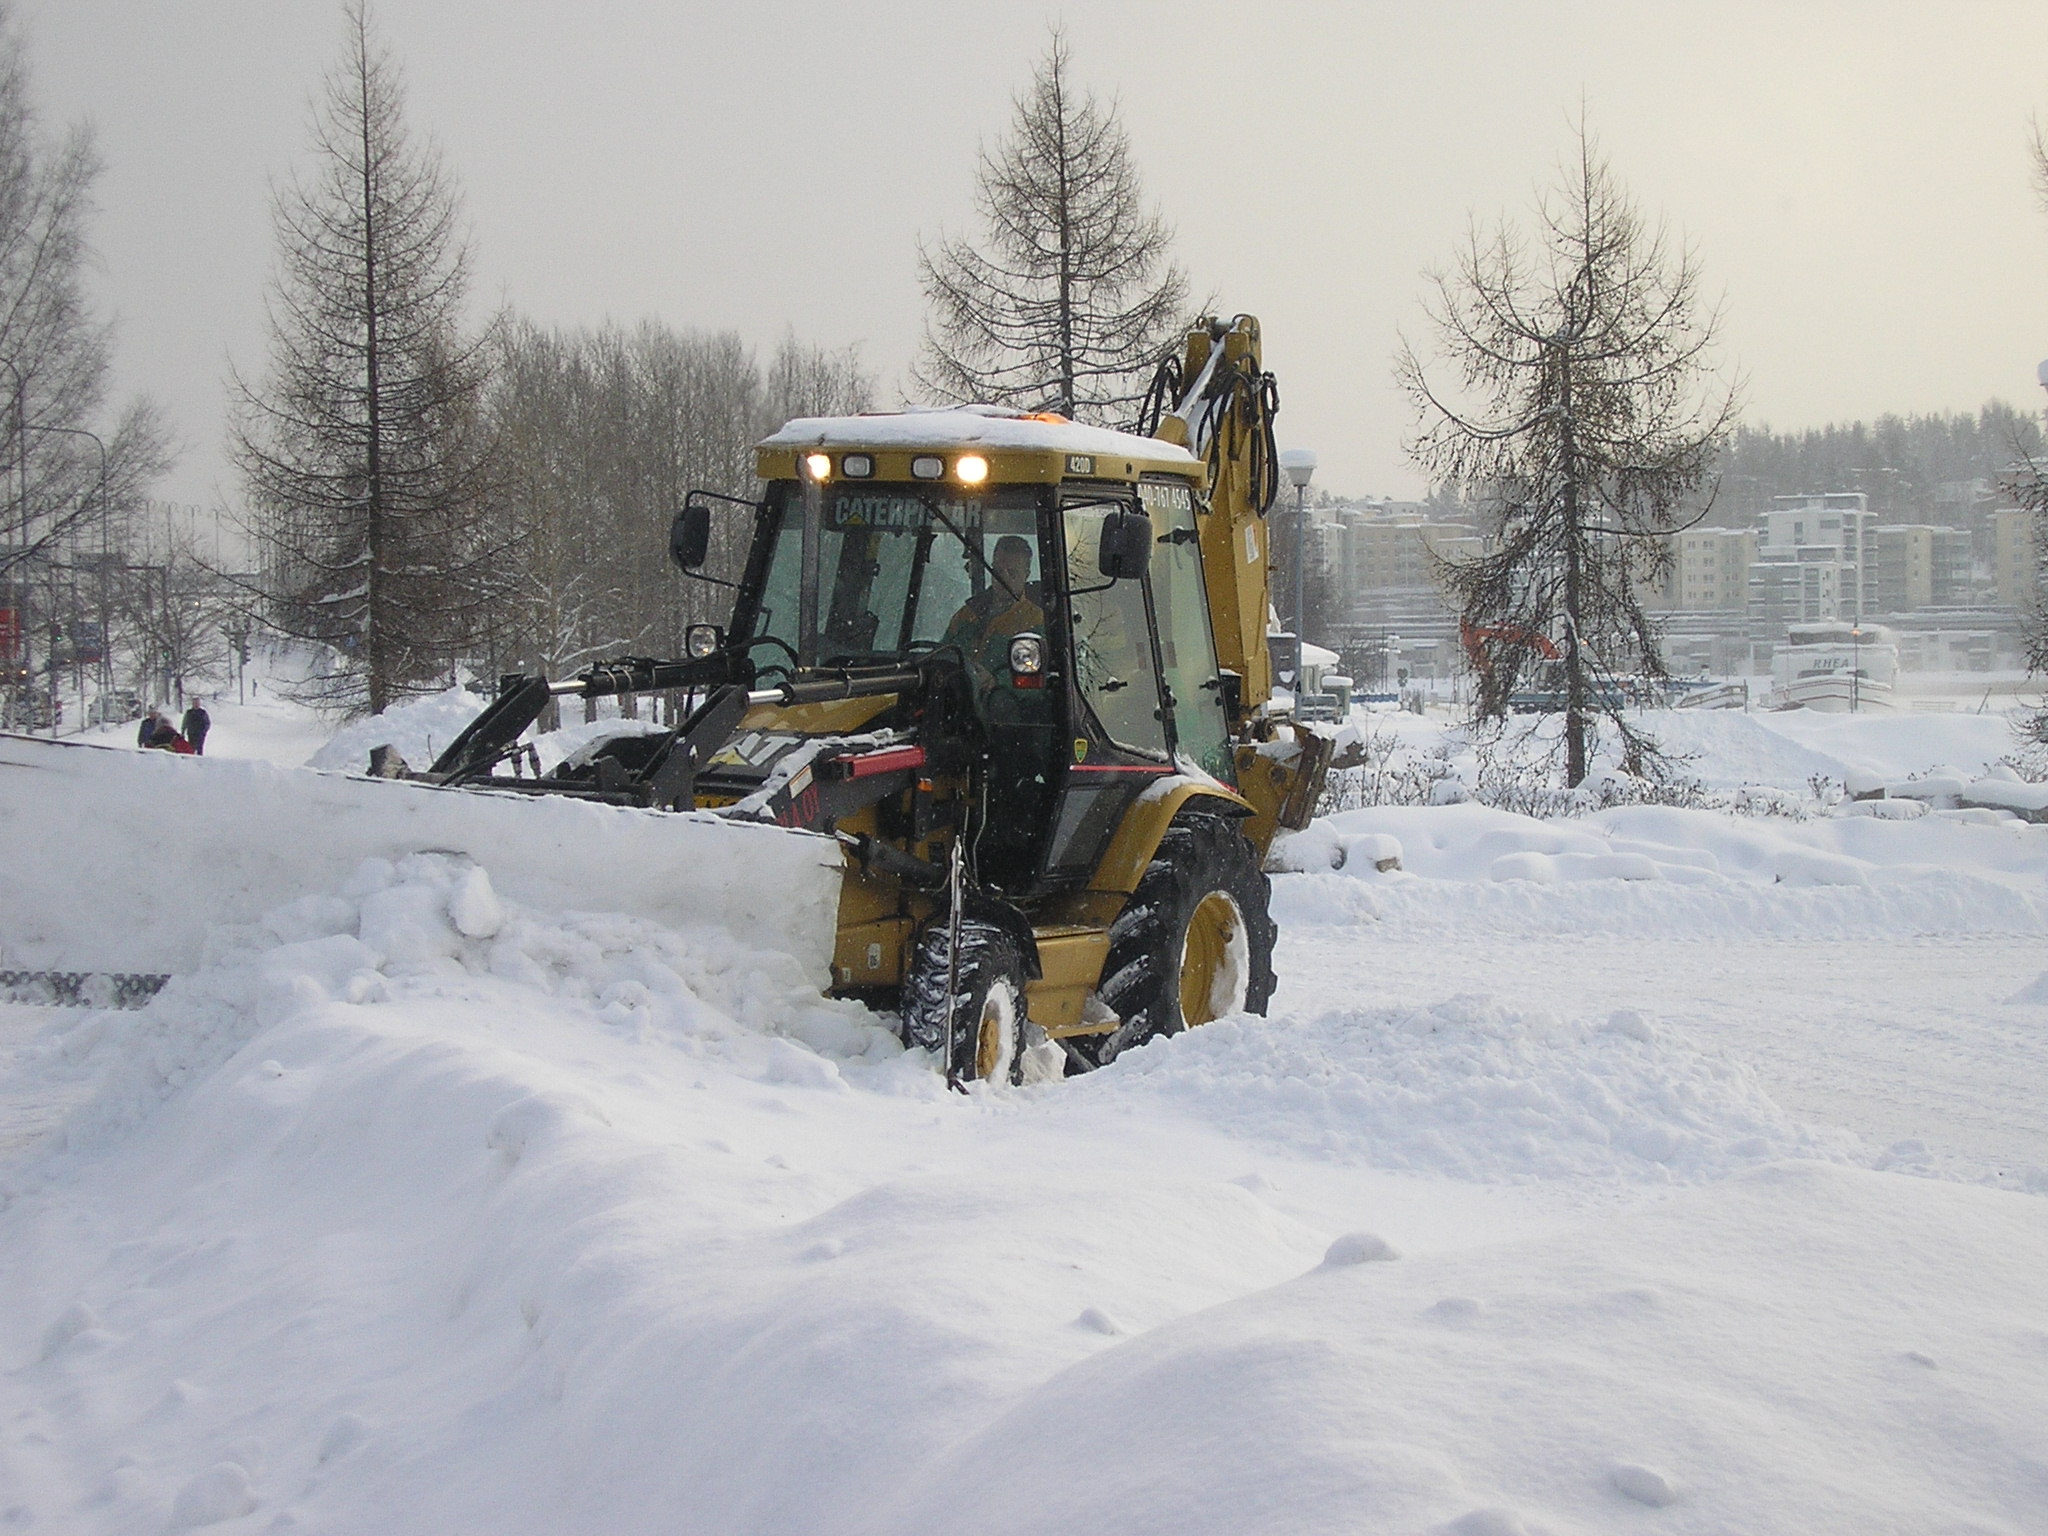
23, 0, 2048, 508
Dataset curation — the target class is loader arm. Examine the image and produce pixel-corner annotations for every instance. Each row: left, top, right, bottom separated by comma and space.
422, 652, 747, 788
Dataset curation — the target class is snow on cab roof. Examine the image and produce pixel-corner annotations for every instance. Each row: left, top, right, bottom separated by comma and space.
761, 404, 1198, 465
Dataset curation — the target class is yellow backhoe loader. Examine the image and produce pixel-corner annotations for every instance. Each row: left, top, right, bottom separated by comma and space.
407, 315, 1332, 1082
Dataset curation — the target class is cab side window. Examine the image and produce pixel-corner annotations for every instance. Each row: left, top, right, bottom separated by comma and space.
1140, 481, 1232, 780
1062, 498, 1168, 760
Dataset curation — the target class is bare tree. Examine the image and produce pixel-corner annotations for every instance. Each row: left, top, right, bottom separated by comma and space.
762, 330, 872, 431
114, 511, 231, 708
0, 3, 171, 731
913, 29, 1188, 425
1398, 121, 1736, 786
487, 319, 871, 704
229, 1, 505, 716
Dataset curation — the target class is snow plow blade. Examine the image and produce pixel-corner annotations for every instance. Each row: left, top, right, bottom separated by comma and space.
0, 734, 843, 987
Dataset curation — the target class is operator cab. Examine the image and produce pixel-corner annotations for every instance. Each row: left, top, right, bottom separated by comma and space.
695, 413, 1237, 898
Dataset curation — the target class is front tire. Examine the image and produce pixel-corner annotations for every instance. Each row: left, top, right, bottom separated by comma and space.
1088, 813, 1277, 1066
902, 916, 1031, 1085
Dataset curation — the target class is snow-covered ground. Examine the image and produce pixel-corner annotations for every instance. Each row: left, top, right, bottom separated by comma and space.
4, 695, 2047, 1533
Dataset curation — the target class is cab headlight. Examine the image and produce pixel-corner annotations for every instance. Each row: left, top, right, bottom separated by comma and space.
956, 454, 989, 485
1008, 634, 1044, 676
803, 452, 833, 481
685, 623, 723, 659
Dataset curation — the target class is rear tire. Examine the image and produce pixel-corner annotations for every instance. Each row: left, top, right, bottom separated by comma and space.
1086, 814, 1276, 1066
902, 917, 1032, 1085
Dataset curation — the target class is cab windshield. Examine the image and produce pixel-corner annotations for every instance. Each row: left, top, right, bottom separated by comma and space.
751, 484, 1043, 667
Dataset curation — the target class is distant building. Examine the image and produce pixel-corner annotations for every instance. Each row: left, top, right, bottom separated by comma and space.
1339, 509, 1472, 594
1643, 526, 1756, 612
1324, 500, 1477, 634
1749, 553, 1842, 628
1873, 524, 1972, 610
1749, 493, 1878, 625
1992, 506, 2038, 610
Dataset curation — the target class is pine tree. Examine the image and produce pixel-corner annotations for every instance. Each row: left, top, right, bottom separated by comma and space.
1398, 121, 1736, 786
229, 1, 503, 715
914, 29, 1188, 425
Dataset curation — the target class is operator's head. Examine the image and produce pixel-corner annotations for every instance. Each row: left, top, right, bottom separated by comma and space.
993, 535, 1033, 597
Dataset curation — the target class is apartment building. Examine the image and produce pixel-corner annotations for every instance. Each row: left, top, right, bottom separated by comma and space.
1643, 526, 1756, 611
1873, 524, 1972, 610
1748, 493, 1878, 623
1339, 511, 1473, 593
1992, 507, 2038, 609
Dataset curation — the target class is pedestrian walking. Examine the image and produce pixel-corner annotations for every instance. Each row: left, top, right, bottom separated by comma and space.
181, 700, 211, 755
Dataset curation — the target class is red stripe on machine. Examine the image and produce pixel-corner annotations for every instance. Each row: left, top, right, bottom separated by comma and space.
836, 744, 927, 779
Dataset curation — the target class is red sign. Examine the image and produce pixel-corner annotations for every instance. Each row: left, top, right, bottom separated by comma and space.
0, 608, 19, 663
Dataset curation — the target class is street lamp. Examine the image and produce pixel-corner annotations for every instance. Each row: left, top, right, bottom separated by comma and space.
1280, 447, 1317, 698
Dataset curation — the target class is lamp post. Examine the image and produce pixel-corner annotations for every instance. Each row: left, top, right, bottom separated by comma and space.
1279, 447, 1317, 697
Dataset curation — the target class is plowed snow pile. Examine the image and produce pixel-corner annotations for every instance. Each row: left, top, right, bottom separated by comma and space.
3, 703, 2047, 1533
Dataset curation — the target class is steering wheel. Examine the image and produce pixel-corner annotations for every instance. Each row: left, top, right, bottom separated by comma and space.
743, 634, 799, 667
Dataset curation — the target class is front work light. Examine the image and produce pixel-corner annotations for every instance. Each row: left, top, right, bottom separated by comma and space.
956, 454, 990, 485
911, 455, 944, 480
1008, 633, 1045, 688
685, 623, 722, 659
803, 452, 833, 481
841, 453, 874, 478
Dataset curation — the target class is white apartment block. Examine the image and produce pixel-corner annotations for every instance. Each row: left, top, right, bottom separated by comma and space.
1750, 493, 1878, 622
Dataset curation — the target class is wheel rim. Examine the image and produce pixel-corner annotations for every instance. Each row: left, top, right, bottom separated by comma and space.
973, 981, 1019, 1082
1178, 890, 1249, 1027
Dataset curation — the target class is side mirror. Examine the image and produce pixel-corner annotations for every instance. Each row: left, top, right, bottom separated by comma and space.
1097, 508, 1153, 581
670, 502, 711, 571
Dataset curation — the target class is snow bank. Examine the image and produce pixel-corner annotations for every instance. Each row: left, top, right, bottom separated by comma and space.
303, 684, 486, 771
25, 851, 884, 1152
1272, 801, 2048, 938
0, 734, 844, 982
4, 857, 2039, 1535
870, 1162, 2048, 1536
1074, 996, 1857, 1184
1626, 707, 1852, 789
1753, 705, 2022, 781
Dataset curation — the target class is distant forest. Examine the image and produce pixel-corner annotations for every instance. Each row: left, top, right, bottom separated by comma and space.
1705, 403, 2044, 525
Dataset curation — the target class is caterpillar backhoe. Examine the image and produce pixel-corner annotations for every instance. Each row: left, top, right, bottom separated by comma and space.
404, 315, 1332, 1083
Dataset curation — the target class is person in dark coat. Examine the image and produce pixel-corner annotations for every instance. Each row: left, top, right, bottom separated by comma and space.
137, 708, 165, 748
181, 700, 211, 755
